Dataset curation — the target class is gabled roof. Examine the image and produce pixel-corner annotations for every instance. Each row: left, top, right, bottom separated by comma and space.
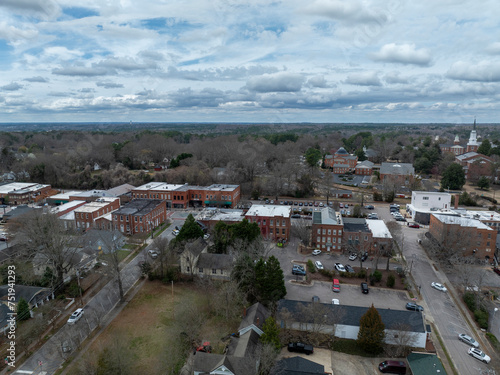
183, 238, 207, 257
312, 207, 342, 225
0, 285, 52, 306
277, 299, 425, 333
192, 352, 257, 375
272, 356, 326, 375
106, 183, 136, 196
239, 302, 270, 333
407, 352, 447, 375
197, 253, 233, 270
226, 329, 261, 357
356, 160, 374, 168
380, 163, 415, 176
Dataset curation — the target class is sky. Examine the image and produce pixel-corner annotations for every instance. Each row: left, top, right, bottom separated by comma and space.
0, 0, 499, 123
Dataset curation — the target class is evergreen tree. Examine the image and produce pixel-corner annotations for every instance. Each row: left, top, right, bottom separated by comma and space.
17, 298, 30, 320
477, 176, 490, 190
304, 148, 322, 168
264, 256, 287, 304
441, 163, 465, 190
260, 317, 281, 351
477, 139, 492, 156
175, 214, 204, 242
357, 304, 385, 354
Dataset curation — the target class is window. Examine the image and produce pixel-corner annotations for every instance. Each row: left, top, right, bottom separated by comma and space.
332, 237, 336, 243
322, 237, 325, 242
186, 266, 190, 272
282, 220, 285, 226
126, 216, 129, 222
270, 219, 273, 225
140, 217, 143, 222
349, 236, 352, 241
365, 236, 368, 241
339, 230, 342, 236
338, 238, 341, 244
282, 228, 285, 235
120, 215, 123, 221
114, 215, 117, 220
86, 213, 89, 219
199, 268, 203, 273
212, 269, 217, 274
328, 229, 331, 235
423, 197, 429, 200
317, 236, 320, 243
487, 241, 490, 246
317, 228, 320, 234
134, 217, 138, 222
322, 229, 326, 235
270, 228, 273, 234
263, 220, 266, 225
332, 229, 336, 235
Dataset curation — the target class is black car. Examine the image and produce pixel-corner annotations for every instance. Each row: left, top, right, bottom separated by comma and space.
406, 302, 424, 311
395, 217, 407, 222
288, 342, 313, 355
364, 205, 375, 209
291, 214, 301, 218
360, 252, 368, 262
345, 264, 355, 273
361, 282, 369, 294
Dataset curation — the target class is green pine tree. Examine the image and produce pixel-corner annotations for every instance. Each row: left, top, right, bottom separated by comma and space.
357, 304, 385, 354
17, 298, 30, 321
264, 256, 287, 304
441, 163, 465, 190
175, 214, 204, 242
260, 317, 281, 351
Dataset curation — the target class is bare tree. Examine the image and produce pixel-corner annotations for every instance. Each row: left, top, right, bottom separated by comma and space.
258, 343, 280, 375
386, 323, 419, 357
97, 230, 126, 301
212, 280, 246, 321
291, 218, 311, 247
152, 236, 174, 278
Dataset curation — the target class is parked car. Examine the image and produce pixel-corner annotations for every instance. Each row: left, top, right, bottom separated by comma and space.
360, 252, 368, 262
331, 298, 340, 305
408, 223, 420, 228
468, 348, 490, 363
299, 202, 303, 206
493, 267, 500, 276
364, 205, 374, 209
361, 282, 369, 294
312, 249, 322, 256
314, 261, 324, 270
291, 214, 301, 218
458, 333, 480, 348
172, 229, 180, 236
395, 217, 407, 222
335, 263, 346, 272
348, 253, 357, 261
405, 302, 424, 312
319, 202, 324, 207
203, 233, 210, 240
148, 250, 159, 259
367, 213, 378, 220
431, 282, 447, 292
312, 295, 320, 303
67, 308, 84, 325
378, 360, 407, 374
332, 278, 340, 293
288, 342, 313, 355
345, 264, 355, 273
292, 265, 306, 276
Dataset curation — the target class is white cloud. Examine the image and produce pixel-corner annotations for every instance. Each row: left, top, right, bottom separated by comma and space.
1, 82, 23, 91
305, 0, 388, 24
0, 0, 61, 20
344, 71, 381, 86
486, 42, 500, 55
447, 61, 500, 82
246, 72, 304, 92
0, 21, 38, 42
52, 66, 110, 76
371, 43, 431, 66
96, 81, 124, 89
43, 46, 84, 60
307, 75, 330, 88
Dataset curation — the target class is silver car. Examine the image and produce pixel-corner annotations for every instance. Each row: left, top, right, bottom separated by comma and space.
67, 308, 84, 324
431, 282, 447, 292
458, 333, 479, 348
468, 348, 490, 363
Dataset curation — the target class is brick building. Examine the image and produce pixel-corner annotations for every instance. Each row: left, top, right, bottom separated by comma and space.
245, 205, 291, 242
112, 199, 167, 235
311, 207, 343, 251
429, 213, 496, 259
355, 160, 374, 175
342, 218, 373, 254
379, 162, 415, 183
0, 182, 55, 205
455, 152, 492, 180
131, 183, 241, 209
325, 147, 358, 172
74, 197, 121, 231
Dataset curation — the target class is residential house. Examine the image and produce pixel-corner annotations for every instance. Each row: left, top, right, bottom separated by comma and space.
180, 238, 234, 280
0, 285, 53, 312
112, 199, 166, 235
271, 357, 328, 375
245, 205, 291, 242
277, 299, 426, 348
362, 145, 379, 162
238, 302, 270, 336
429, 213, 496, 259
311, 207, 343, 252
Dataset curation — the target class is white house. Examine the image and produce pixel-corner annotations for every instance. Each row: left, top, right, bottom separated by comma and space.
277, 300, 427, 349
407, 191, 452, 225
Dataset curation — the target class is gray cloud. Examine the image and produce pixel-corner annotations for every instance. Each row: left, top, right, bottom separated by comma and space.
96, 57, 157, 71
0, 0, 60, 20
384, 72, 408, 84
24, 76, 48, 83
307, 76, 331, 88
371, 43, 431, 66
447, 61, 500, 82
246, 72, 304, 93
486, 42, 500, 55
344, 71, 381, 86
79, 88, 95, 93
96, 81, 124, 89
52, 66, 110, 76
306, 0, 388, 24
1, 82, 23, 91
48, 91, 72, 97
165, 65, 280, 81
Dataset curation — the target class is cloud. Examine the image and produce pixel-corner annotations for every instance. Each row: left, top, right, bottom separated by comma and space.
52, 66, 110, 76
95, 57, 158, 71
371, 43, 431, 66
79, 88, 95, 93
447, 61, 500, 82
384, 72, 408, 84
24, 76, 48, 83
305, 0, 388, 24
0, 0, 61, 20
307, 75, 331, 88
43, 46, 84, 60
246, 72, 304, 92
0, 21, 38, 41
486, 42, 500, 55
344, 71, 381, 86
1, 82, 23, 91
96, 81, 124, 89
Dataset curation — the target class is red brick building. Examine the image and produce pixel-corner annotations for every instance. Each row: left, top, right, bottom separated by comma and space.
355, 160, 374, 175
455, 152, 492, 180
325, 147, 358, 172
429, 213, 496, 259
0, 182, 55, 205
74, 197, 120, 231
112, 199, 167, 235
245, 205, 291, 242
311, 207, 343, 251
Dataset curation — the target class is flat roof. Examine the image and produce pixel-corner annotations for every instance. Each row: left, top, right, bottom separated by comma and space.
313, 207, 342, 225
412, 191, 451, 198
459, 210, 500, 222
134, 182, 186, 191
48, 191, 82, 200
365, 219, 392, 239
134, 183, 239, 192
114, 199, 163, 216
432, 213, 494, 230
70, 190, 115, 198
196, 208, 244, 222
50, 201, 85, 214
245, 204, 291, 218
0, 182, 50, 195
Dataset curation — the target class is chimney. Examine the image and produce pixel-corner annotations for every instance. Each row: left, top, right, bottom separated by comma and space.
243, 307, 247, 317
454, 194, 459, 209
256, 317, 260, 326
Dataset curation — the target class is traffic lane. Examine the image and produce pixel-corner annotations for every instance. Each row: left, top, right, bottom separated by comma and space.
285, 280, 410, 310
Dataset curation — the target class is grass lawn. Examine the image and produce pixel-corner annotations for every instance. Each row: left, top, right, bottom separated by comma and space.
65, 281, 240, 375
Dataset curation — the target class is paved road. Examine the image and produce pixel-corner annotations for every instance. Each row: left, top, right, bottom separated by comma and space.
14, 218, 186, 375
375, 206, 495, 374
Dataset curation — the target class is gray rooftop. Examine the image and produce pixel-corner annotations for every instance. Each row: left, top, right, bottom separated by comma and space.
313, 207, 342, 225
342, 218, 370, 233
272, 357, 325, 375
113, 199, 163, 216
380, 162, 415, 176
192, 352, 257, 375
197, 253, 233, 270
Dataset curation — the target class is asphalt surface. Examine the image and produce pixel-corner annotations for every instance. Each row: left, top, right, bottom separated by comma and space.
13, 213, 186, 375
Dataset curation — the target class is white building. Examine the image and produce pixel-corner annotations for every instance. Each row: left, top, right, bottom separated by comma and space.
407, 191, 452, 225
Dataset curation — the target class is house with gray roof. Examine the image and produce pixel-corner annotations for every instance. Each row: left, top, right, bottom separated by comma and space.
272, 356, 327, 375
192, 351, 258, 375
238, 302, 270, 336
277, 299, 426, 348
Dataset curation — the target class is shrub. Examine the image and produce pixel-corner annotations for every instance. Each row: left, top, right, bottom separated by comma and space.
307, 260, 316, 273
319, 268, 332, 278
357, 270, 366, 279
373, 192, 383, 201
486, 333, 500, 350
386, 274, 395, 288
372, 270, 382, 282
463, 292, 476, 311
474, 309, 489, 329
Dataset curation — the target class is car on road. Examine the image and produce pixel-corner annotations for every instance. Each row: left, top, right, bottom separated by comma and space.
332, 298, 340, 305
345, 264, 355, 273
364, 205, 375, 209
332, 278, 340, 293
148, 250, 159, 259
314, 261, 324, 270
67, 308, 84, 324
493, 267, 500, 276
395, 217, 407, 222
405, 302, 424, 311
312, 295, 320, 303
203, 233, 210, 240
431, 282, 447, 292
172, 229, 180, 236
335, 263, 346, 272
348, 253, 357, 261
458, 333, 480, 348
292, 265, 306, 276
408, 223, 420, 228
312, 249, 322, 256
360, 252, 368, 262
468, 348, 490, 363
361, 282, 369, 294
288, 342, 313, 355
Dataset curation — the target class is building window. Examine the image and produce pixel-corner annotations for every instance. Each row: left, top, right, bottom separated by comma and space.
317, 236, 320, 243
270, 219, 273, 225
365, 236, 368, 241
134, 217, 138, 222
199, 268, 203, 273
322, 229, 326, 235
120, 215, 123, 221
332, 237, 336, 243
423, 197, 429, 200
212, 269, 217, 274
322, 237, 325, 242
126, 216, 129, 222
339, 230, 342, 236
328, 229, 331, 235
317, 229, 320, 234
282, 228, 285, 235
282, 220, 285, 226
338, 238, 341, 244
263, 220, 266, 225
333, 229, 336, 235
187, 266, 190, 272
270, 228, 273, 234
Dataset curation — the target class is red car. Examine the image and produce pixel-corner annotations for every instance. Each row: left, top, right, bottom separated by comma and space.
408, 223, 420, 228
493, 267, 500, 276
